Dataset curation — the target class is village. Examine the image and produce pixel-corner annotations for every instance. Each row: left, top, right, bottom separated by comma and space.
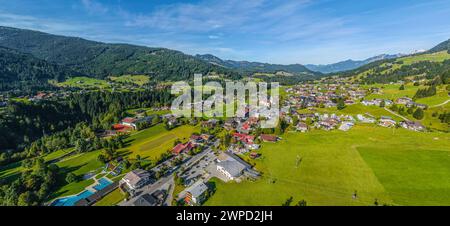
54, 80, 436, 207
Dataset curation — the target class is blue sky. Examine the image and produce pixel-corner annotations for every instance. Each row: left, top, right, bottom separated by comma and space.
1, 0, 450, 64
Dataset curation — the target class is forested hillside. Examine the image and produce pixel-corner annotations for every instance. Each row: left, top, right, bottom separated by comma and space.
0, 47, 77, 91
0, 26, 240, 81
195, 54, 317, 75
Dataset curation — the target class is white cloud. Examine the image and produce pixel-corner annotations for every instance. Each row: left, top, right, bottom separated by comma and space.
81, 0, 109, 14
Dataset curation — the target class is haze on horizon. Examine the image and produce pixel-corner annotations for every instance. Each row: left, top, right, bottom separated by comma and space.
1, 0, 450, 65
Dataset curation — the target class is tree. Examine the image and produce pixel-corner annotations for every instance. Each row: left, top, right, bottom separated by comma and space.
65, 172, 79, 183
399, 84, 405, 90
296, 200, 307, 206
97, 154, 107, 164
413, 108, 424, 120
337, 99, 346, 110
379, 100, 385, 108
282, 196, 293, 206
152, 116, 161, 125
17, 191, 33, 206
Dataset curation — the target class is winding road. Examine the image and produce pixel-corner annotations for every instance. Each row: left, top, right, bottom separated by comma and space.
384, 107, 409, 121
431, 99, 450, 108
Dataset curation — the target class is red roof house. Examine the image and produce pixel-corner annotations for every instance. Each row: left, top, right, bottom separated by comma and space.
233, 133, 255, 144
172, 142, 196, 155
260, 134, 279, 142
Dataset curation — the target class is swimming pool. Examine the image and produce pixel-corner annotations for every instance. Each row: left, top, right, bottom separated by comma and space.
51, 190, 94, 206
93, 178, 112, 191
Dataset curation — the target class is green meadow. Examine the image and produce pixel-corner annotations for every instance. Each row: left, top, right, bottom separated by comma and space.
119, 124, 200, 160
206, 125, 450, 206
55, 77, 111, 89
94, 189, 126, 206
109, 75, 150, 86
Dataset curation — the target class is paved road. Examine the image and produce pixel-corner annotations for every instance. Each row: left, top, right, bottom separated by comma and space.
118, 147, 213, 206
431, 99, 450, 108
384, 107, 409, 121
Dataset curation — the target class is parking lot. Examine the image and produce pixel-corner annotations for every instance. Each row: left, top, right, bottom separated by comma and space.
180, 151, 217, 186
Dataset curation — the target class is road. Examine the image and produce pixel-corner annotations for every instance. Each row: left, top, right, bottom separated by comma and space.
431, 99, 450, 108
384, 107, 409, 121
118, 147, 213, 206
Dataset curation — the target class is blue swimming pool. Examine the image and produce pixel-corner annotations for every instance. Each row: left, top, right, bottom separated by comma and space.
93, 178, 112, 191
51, 190, 94, 206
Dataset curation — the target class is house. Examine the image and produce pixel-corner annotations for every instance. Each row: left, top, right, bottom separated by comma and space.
260, 134, 279, 143
400, 121, 425, 132
172, 142, 196, 155
233, 133, 255, 145
224, 118, 238, 130
339, 122, 354, 131
344, 100, 355, 105
406, 102, 428, 109
357, 114, 376, 123
190, 135, 203, 145
184, 180, 209, 206
298, 113, 315, 121
362, 100, 375, 106
133, 193, 158, 206
112, 124, 133, 133
296, 122, 309, 133
120, 169, 152, 192
202, 119, 219, 128
237, 122, 251, 134
319, 118, 340, 130
379, 117, 397, 128
396, 97, 413, 105
121, 117, 138, 130
216, 152, 254, 181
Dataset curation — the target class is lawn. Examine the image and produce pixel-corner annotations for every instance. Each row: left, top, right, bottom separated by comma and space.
43, 148, 74, 163
55, 77, 111, 89
119, 124, 200, 161
358, 147, 450, 206
0, 148, 74, 182
396, 51, 450, 65
364, 84, 422, 100
51, 150, 103, 199
205, 125, 450, 206
298, 103, 404, 121
415, 86, 450, 107
109, 75, 150, 86
0, 161, 23, 182
94, 189, 126, 206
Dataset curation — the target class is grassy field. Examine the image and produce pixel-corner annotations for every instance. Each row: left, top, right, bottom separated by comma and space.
126, 108, 171, 116
396, 51, 450, 65
119, 124, 200, 161
43, 148, 74, 162
415, 86, 450, 106
109, 75, 150, 86
205, 125, 450, 206
94, 189, 126, 206
52, 150, 103, 198
298, 103, 404, 121
0, 162, 23, 182
55, 77, 111, 89
0, 148, 75, 182
364, 84, 423, 100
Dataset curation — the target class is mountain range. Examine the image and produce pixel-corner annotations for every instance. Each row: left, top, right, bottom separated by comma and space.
195, 54, 316, 75
0, 26, 240, 83
304, 54, 409, 74
0, 26, 449, 90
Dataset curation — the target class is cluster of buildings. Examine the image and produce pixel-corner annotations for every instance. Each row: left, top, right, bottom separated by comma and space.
285, 84, 367, 109
362, 99, 393, 107
395, 97, 428, 109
